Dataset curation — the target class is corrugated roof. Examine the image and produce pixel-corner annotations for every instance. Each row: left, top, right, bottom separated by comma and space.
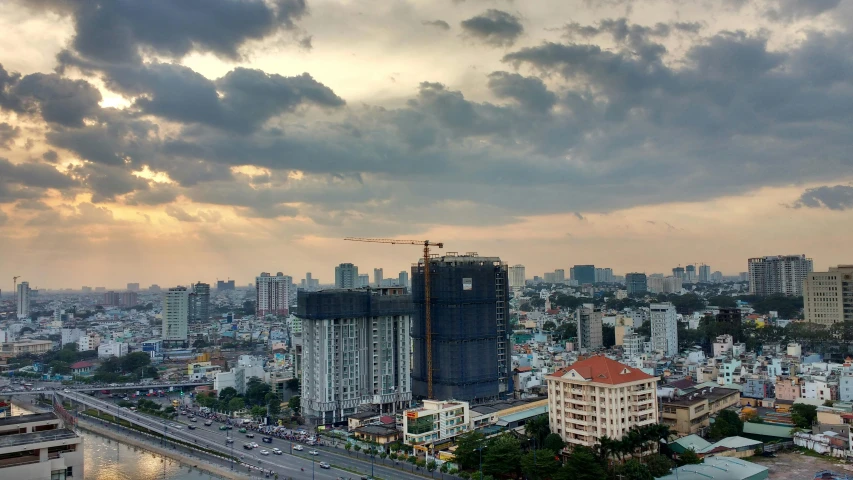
698, 436, 762, 454
496, 405, 548, 424
743, 422, 794, 438
669, 434, 711, 452
549, 355, 655, 385
657, 456, 769, 480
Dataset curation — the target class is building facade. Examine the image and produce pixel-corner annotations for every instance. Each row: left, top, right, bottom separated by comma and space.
576, 304, 603, 351
650, 303, 678, 357
297, 287, 413, 425
626, 273, 647, 295
699, 264, 711, 283
403, 399, 470, 449
573, 265, 595, 285
0, 412, 83, 480
189, 282, 210, 323
748, 254, 813, 296
373, 268, 383, 287
256, 273, 293, 317
16, 281, 30, 320
97, 342, 128, 358
548, 356, 658, 449
804, 265, 853, 326
162, 287, 189, 346
411, 254, 510, 403
77, 333, 100, 352
398, 271, 409, 288
335, 263, 359, 288
508, 265, 526, 289
660, 387, 740, 436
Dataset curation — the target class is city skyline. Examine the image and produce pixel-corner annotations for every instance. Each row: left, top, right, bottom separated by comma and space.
2, 1, 853, 287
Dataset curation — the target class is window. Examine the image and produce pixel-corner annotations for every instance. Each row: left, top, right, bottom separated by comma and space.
51, 471, 66, 480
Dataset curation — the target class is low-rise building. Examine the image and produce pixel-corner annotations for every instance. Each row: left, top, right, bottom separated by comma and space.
77, 333, 101, 352
70, 361, 95, 376
97, 342, 128, 359
0, 412, 84, 479
0, 340, 53, 356
659, 387, 740, 436
403, 399, 469, 450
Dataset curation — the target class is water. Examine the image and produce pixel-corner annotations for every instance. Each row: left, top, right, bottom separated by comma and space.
10, 403, 219, 480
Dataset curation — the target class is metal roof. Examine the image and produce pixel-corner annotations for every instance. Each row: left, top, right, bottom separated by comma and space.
657, 456, 769, 480
698, 436, 762, 454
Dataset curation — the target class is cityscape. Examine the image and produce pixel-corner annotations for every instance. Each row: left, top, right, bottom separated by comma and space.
3, 1, 853, 480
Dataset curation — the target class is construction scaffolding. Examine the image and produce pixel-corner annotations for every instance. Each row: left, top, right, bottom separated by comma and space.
411, 254, 510, 403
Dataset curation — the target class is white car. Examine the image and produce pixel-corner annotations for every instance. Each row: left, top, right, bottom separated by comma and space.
309, 450, 319, 456
293, 445, 304, 451
250, 442, 259, 448
272, 448, 282, 455
259, 449, 270, 456
319, 462, 330, 469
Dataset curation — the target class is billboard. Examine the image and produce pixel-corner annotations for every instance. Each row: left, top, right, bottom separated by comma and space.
462, 278, 472, 291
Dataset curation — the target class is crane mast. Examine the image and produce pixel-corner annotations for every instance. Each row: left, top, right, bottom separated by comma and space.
343, 237, 444, 399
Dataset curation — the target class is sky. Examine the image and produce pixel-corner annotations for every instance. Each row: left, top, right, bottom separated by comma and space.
1, 0, 853, 289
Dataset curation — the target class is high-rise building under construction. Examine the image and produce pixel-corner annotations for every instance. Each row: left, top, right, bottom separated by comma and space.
411, 253, 510, 403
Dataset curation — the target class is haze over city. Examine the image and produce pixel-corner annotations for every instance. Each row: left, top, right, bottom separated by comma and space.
2, 0, 853, 288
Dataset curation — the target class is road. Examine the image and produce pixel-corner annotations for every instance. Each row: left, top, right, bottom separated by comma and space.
59, 390, 433, 480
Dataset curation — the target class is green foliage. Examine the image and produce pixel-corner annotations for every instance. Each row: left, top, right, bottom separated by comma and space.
524, 415, 551, 445
483, 433, 521, 477
558, 446, 605, 480
617, 459, 654, 480
245, 377, 271, 406
520, 448, 561, 480
543, 321, 557, 331
453, 430, 486, 471
553, 323, 577, 341
228, 397, 245, 412
602, 325, 616, 348
707, 295, 738, 308
792, 403, 818, 429
219, 387, 238, 403
288, 395, 301, 412
121, 352, 152, 376
250, 405, 267, 418
709, 410, 744, 441
192, 339, 209, 348
676, 449, 703, 466
636, 320, 651, 338
551, 294, 593, 311
645, 454, 674, 478
741, 294, 804, 319
285, 377, 300, 392
543, 433, 565, 452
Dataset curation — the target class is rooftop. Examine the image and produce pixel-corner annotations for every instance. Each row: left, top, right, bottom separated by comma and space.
0, 412, 57, 428
698, 436, 763, 454
549, 355, 656, 385
355, 425, 399, 436
660, 387, 740, 407
0, 428, 78, 449
657, 456, 768, 480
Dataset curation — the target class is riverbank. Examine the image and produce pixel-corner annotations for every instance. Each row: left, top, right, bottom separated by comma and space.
76, 416, 249, 480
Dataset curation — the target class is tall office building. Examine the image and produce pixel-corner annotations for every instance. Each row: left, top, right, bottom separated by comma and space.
576, 304, 603, 351
698, 264, 711, 283
398, 271, 409, 288
16, 281, 30, 319
573, 265, 595, 285
189, 282, 210, 322
216, 279, 236, 290
685, 265, 696, 283
162, 287, 189, 346
544, 272, 557, 283
256, 272, 293, 317
626, 273, 647, 295
357, 274, 370, 287
508, 265, 526, 289
555, 269, 566, 283
804, 265, 853, 326
297, 287, 413, 424
373, 268, 384, 287
748, 254, 813, 296
411, 254, 510, 402
300, 273, 320, 291
335, 263, 359, 288
650, 303, 678, 356
127, 282, 140, 291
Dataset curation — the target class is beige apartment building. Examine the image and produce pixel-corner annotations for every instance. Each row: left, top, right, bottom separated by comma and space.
660, 387, 740, 436
547, 356, 659, 449
804, 265, 853, 326
0, 340, 53, 356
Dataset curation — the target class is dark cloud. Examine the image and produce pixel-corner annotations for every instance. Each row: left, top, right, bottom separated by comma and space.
0, 157, 77, 190
0, 64, 22, 111
0, 65, 102, 127
73, 163, 149, 203
792, 185, 853, 211
766, 0, 841, 22
42, 150, 59, 163
165, 205, 201, 222
423, 20, 451, 30
461, 9, 524, 47
39, 0, 307, 65
573, 212, 585, 220
299, 35, 313, 50
0, 122, 19, 149
487, 71, 556, 112
15, 199, 52, 211
125, 184, 180, 206
0, 210, 7, 225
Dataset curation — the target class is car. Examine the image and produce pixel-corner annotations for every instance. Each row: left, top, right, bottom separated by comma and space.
204, 420, 213, 426
262, 436, 272, 443
188, 425, 196, 430
250, 442, 259, 448
243, 444, 252, 450
219, 425, 228, 431
245, 433, 255, 438
309, 450, 319, 456
63, 388, 69, 393
259, 449, 269, 456
293, 445, 303, 451
226, 438, 234, 444
238, 427, 247, 433
272, 448, 282, 455
190, 418, 197, 422
319, 462, 330, 469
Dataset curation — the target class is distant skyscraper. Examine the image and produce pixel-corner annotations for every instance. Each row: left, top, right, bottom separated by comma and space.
189, 282, 210, 322
508, 265, 526, 289
398, 271, 409, 288
554, 269, 565, 283
81, 286, 92, 293
651, 303, 678, 356
102, 291, 121, 306
573, 265, 595, 285
357, 274, 370, 288
16, 281, 30, 319
569, 267, 575, 281
712, 271, 724, 283
604, 267, 613, 283
672, 266, 685, 280
748, 255, 813, 296
663, 276, 683, 293
576, 304, 602, 351
412, 253, 510, 402
685, 265, 696, 283
544, 272, 557, 283
335, 263, 359, 288
373, 268, 383, 287
626, 273, 647, 295
256, 273, 293, 317
698, 264, 711, 283
162, 287, 189, 346
216, 279, 236, 290
120, 291, 138, 307
149, 284, 161, 293
127, 283, 140, 292
300, 272, 320, 291
804, 265, 853, 326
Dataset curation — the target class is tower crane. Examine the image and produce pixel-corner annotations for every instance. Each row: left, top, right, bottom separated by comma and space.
344, 237, 444, 399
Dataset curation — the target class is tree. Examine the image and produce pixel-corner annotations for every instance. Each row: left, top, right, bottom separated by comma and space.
49, 361, 71, 375
520, 448, 560, 480
219, 387, 238, 404
427, 460, 437, 472
645, 455, 674, 478
792, 403, 818, 429
524, 415, 551, 445
617, 459, 654, 480
285, 378, 300, 392
558, 446, 606, 480
267, 397, 282, 417
483, 433, 521, 477
543, 433, 565, 452
553, 322, 577, 341
453, 431, 486, 471
543, 321, 557, 331
251, 405, 267, 418
676, 449, 703, 466
228, 397, 245, 412
344, 443, 352, 455
288, 395, 301, 412
708, 410, 743, 441
121, 352, 152, 375
245, 377, 271, 406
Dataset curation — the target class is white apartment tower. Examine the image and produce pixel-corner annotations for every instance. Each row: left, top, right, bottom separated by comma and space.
650, 302, 678, 356
16, 281, 30, 320
297, 287, 413, 425
804, 265, 853, 326
508, 265, 526, 289
256, 272, 294, 317
373, 268, 383, 287
162, 286, 189, 346
576, 304, 603, 351
548, 356, 659, 449
748, 254, 813, 296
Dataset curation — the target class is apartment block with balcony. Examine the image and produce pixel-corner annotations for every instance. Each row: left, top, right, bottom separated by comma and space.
547, 356, 659, 450
403, 399, 470, 449
659, 387, 740, 436
0, 412, 83, 480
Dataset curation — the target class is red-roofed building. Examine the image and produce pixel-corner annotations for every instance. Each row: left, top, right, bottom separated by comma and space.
547, 355, 659, 450
70, 361, 95, 375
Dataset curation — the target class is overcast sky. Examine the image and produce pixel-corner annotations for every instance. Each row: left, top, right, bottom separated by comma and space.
1, 0, 852, 289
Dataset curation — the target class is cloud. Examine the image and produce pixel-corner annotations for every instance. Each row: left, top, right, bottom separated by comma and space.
573, 212, 585, 220
74, 163, 149, 202
0, 157, 77, 190
792, 185, 853, 211
0, 210, 7, 225
124, 184, 180, 206
165, 205, 221, 222
487, 71, 556, 112
461, 9, 524, 46
766, 0, 841, 22
423, 20, 451, 30
0, 122, 19, 149
15, 199, 52, 210
0, 65, 102, 127
42, 150, 59, 163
